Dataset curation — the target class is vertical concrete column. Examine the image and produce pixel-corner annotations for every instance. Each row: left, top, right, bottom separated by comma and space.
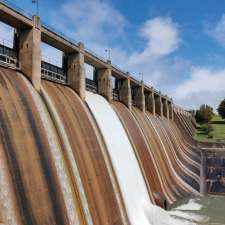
155, 94, 163, 116
200, 150, 207, 195
19, 16, 41, 91
67, 42, 85, 100
97, 60, 112, 102
119, 77, 132, 110
162, 98, 169, 119
134, 82, 145, 112
168, 102, 174, 120
145, 90, 155, 115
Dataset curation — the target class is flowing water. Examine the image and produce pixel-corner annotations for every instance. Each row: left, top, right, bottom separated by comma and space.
170, 196, 225, 225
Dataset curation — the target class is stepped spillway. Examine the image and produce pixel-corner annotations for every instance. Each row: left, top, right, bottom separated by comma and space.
0, 67, 203, 225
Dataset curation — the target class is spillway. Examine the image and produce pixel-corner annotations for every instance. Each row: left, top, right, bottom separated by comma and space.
0, 66, 212, 225
86, 91, 153, 225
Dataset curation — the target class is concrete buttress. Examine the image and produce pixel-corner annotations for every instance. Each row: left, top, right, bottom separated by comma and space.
145, 90, 155, 116
119, 77, 132, 110
97, 60, 112, 102
67, 42, 85, 100
19, 16, 41, 91
134, 82, 145, 113
155, 94, 163, 117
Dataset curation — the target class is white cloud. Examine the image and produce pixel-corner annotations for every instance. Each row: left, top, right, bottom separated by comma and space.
173, 67, 225, 110
210, 14, 225, 47
127, 17, 181, 88
51, 0, 126, 45
129, 17, 180, 65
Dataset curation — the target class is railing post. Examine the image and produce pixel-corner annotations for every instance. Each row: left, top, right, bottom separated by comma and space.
119, 76, 132, 109
97, 60, 112, 102
67, 42, 85, 100
18, 15, 41, 91
133, 82, 145, 112
145, 89, 155, 116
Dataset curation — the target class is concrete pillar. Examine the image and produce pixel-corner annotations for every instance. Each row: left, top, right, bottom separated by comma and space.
155, 94, 163, 116
67, 42, 85, 100
119, 77, 132, 110
162, 99, 169, 119
200, 151, 207, 195
168, 102, 174, 120
18, 16, 41, 91
145, 90, 155, 115
97, 60, 112, 102
133, 82, 145, 112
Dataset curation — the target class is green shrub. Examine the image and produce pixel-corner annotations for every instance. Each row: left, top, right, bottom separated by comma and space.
206, 124, 213, 134
201, 124, 207, 132
208, 131, 214, 139
201, 123, 214, 136
195, 104, 214, 124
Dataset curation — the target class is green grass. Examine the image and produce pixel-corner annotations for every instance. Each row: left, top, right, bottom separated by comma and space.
194, 115, 225, 143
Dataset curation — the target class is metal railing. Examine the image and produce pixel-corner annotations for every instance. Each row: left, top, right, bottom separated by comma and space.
113, 89, 119, 101
41, 61, 67, 84
86, 78, 97, 93
0, 43, 18, 68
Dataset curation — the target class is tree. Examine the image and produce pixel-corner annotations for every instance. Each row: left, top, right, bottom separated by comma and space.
195, 104, 214, 124
217, 99, 225, 119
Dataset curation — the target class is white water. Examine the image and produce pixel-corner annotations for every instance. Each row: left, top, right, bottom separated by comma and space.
85, 92, 199, 225
174, 199, 202, 211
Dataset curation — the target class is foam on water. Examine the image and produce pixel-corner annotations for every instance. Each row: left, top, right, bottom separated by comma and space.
170, 210, 208, 222
174, 199, 202, 211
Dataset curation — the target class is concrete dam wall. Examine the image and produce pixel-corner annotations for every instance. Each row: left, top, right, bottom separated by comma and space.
1, 1, 225, 225
0, 67, 201, 225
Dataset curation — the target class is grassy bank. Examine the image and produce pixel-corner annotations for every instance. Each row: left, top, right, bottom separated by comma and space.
194, 115, 225, 142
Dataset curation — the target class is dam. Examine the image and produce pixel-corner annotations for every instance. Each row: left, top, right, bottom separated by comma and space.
0, 1, 225, 225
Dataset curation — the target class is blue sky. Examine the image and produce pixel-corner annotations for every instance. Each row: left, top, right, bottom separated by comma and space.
1, 0, 225, 110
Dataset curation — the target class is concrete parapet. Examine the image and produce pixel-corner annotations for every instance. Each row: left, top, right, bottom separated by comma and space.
119, 77, 132, 110
97, 60, 112, 102
18, 16, 41, 91
67, 42, 85, 100
133, 82, 145, 112
154, 94, 163, 117
145, 90, 155, 116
